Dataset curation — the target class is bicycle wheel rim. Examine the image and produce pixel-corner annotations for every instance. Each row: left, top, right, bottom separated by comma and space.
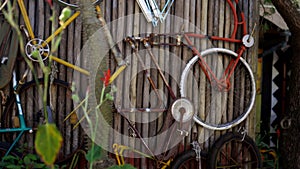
1, 78, 84, 163
208, 132, 261, 169
180, 48, 256, 130
171, 150, 207, 169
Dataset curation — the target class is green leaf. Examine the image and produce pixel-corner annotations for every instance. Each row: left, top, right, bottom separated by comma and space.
6, 165, 21, 169
24, 156, 32, 165
32, 50, 40, 59
59, 7, 72, 22
26, 153, 38, 161
33, 163, 47, 169
85, 145, 104, 163
105, 93, 114, 101
72, 94, 80, 103
23, 154, 38, 165
2, 155, 19, 161
35, 123, 63, 165
106, 164, 137, 169
106, 166, 121, 169
121, 164, 137, 169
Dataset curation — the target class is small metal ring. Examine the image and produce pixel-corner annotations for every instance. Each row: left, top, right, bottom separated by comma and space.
280, 117, 292, 129
242, 35, 254, 48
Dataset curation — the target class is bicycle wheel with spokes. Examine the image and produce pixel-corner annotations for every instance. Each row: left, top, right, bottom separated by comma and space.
171, 149, 208, 169
180, 48, 256, 130
208, 132, 261, 169
53, 0, 101, 9
1, 78, 85, 163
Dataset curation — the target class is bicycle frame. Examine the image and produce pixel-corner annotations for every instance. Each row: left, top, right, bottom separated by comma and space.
16, 0, 89, 75
0, 71, 32, 157
0, 0, 90, 161
113, 143, 171, 169
0, 0, 255, 167
111, 0, 250, 83
136, 0, 175, 26
106, 0, 254, 164
182, 0, 248, 90
114, 0, 252, 93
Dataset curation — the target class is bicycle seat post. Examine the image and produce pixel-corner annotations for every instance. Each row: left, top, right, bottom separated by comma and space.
14, 69, 29, 94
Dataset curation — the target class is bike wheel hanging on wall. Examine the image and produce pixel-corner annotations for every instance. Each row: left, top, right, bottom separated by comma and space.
136, 0, 175, 26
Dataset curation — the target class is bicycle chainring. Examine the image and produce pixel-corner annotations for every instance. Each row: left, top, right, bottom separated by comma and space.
25, 38, 50, 62
171, 98, 194, 123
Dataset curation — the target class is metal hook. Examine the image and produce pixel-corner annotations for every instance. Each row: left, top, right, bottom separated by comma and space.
280, 116, 292, 129
238, 127, 247, 141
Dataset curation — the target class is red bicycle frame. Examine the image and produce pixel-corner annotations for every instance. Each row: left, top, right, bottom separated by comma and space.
147, 0, 252, 91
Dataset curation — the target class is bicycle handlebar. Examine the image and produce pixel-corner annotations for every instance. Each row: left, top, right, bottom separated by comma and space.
53, 0, 102, 9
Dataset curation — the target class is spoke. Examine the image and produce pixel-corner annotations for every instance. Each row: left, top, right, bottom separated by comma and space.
37, 39, 42, 45
218, 144, 239, 166
40, 47, 50, 53
28, 43, 34, 47
217, 140, 257, 168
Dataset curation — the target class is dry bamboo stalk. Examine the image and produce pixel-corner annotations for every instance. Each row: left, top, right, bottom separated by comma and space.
200, 0, 209, 148
141, 4, 151, 159
131, 2, 143, 166
182, 0, 191, 149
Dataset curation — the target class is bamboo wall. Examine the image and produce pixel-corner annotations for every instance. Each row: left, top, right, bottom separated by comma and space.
0, 0, 259, 168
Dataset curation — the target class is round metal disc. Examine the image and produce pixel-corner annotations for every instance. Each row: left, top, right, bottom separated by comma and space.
242, 35, 254, 48
171, 98, 194, 123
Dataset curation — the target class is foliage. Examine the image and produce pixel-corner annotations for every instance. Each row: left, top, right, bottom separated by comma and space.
32, 5, 66, 167
71, 68, 136, 169
106, 164, 137, 169
0, 152, 61, 169
292, 0, 300, 7
59, 7, 72, 24
1, 154, 46, 169
35, 123, 63, 166
2, 1, 68, 167
85, 144, 104, 164
256, 133, 279, 169
71, 69, 113, 169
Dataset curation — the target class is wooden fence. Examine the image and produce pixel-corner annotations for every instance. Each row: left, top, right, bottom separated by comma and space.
0, 0, 259, 168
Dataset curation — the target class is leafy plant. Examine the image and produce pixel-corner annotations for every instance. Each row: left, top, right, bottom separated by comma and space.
256, 131, 280, 169
0, 153, 61, 169
70, 69, 136, 169
106, 164, 137, 169
71, 69, 113, 168
2, 1, 69, 167
35, 123, 63, 165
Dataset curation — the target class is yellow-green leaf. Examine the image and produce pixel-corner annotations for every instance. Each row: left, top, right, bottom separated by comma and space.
59, 7, 72, 22
35, 123, 63, 165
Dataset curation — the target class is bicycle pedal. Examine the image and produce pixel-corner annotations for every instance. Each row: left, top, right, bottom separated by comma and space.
12, 116, 20, 128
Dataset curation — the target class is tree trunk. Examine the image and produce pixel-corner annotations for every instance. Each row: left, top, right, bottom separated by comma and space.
270, 1, 300, 168
79, 0, 115, 168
